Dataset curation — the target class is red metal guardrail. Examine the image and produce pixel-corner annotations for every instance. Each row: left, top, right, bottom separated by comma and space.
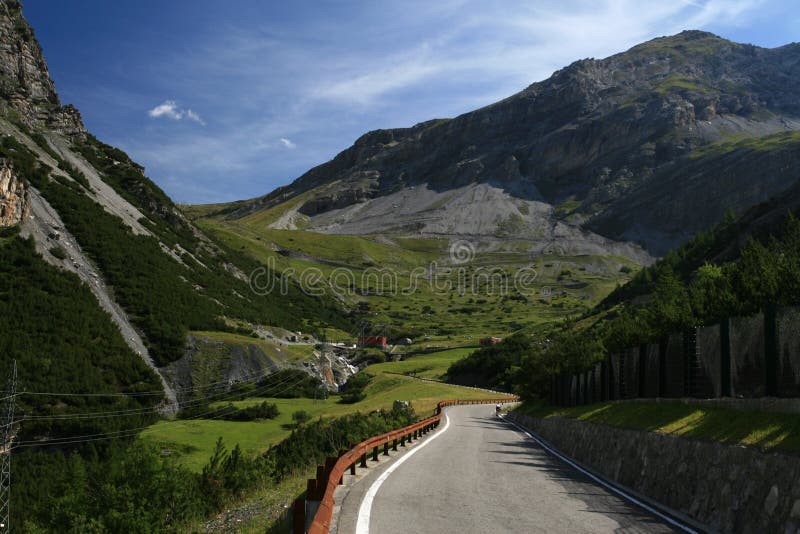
294, 397, 518, 534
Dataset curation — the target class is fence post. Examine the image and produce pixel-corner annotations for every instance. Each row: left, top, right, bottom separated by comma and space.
608, 357, 616, 401
658, 338, 667, 397
572, 375, 578, 406
765, 303, 779, 396
584, 370, 590, 404
638, 345, 647, 398
683, 329, 696, 397
720, 317, 732, 397
599, 361, 606, 401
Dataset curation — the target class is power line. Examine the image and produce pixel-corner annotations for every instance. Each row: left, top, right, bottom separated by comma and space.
18, 364, 286, 398
17, 370, 300, 425
17, 363, 311, 422
12, 375, 310, 450
20, 366, 295, 421
19, 364, 305, 421
12, 372, 315, 450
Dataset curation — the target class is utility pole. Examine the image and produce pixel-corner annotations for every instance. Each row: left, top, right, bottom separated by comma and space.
0, 360, 17, 532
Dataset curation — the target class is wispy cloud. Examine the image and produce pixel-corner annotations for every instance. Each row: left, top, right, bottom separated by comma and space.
307, 0, 766, 106
147, 100, 205, 125
98, 0, 770, 203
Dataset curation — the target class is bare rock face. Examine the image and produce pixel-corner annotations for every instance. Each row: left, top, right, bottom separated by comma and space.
0, 158, 29, 226
0, 0, 84, 136
227, 31, 800, 257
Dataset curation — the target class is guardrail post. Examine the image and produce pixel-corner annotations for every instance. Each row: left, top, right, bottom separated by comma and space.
293, 498, 306, 534
392, 438, 398, 451
315, 466, 325, 489
372, 447, 379, 462
325, 457, 338, 484
360, 452, 367, 468
383, 442, 389, 456
400, 434, 406, 446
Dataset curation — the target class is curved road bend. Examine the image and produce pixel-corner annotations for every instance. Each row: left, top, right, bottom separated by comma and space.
339, 404, 681, 534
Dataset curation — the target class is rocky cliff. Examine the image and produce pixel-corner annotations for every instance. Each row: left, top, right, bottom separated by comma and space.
0, 0, 349, 412
0, 158, 28, 226
0, 0, 84, 136
223, 31, 800, 257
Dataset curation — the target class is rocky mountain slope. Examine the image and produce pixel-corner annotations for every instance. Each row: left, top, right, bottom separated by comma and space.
0, 0, 349, 412
218, 30, 800, 258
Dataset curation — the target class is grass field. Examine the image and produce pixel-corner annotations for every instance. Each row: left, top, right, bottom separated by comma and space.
368, 348, 476, 380
516, 401, 800, 454
195, 214, 638, 345
141, 365, 503, 471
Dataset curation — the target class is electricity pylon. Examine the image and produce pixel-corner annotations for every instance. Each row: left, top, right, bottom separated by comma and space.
0, 360, 17, 532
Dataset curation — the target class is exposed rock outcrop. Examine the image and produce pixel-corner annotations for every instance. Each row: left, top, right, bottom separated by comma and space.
0, 158, 28, 226
224, 31, 800, 257
0, 0, 84, 136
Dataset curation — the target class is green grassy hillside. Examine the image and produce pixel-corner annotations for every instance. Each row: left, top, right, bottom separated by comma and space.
190, 205, 639, 345
141, 355, 501, 470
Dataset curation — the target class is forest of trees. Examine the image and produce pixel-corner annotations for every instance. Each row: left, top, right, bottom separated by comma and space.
448, 212, 800, 400
0, 120, 358, 531
16, 406, 415, 532
0, 134, 350, 367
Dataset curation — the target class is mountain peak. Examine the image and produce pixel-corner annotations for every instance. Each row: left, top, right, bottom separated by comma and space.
214, 31, 800, 257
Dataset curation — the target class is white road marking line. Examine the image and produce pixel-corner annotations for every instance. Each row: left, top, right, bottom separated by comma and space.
502, 416, 698, 534
355, 412, 452, 534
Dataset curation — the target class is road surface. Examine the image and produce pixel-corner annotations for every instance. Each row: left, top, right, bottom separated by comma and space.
340, 404, 682, 534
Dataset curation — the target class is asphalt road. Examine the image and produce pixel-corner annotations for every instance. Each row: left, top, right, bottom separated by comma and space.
344, 405, 681, 534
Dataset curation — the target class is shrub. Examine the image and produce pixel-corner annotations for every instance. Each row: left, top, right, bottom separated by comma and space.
292, 410, 311, 427
339, 372, 370, 404
49, 245, 66, 259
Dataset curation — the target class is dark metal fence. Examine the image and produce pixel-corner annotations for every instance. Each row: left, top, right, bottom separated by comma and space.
553, 305, 800, 406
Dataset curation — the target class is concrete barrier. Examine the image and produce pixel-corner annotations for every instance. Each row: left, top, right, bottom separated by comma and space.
507, 411, 800, 533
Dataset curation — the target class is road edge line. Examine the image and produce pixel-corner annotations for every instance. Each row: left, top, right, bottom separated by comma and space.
355, 412, 452, 534
502, 414, 710, 534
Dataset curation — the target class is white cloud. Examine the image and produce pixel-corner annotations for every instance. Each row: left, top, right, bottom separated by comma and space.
307, 0, 765, 106
148, 100, 182, 119
185, 109, 206, 125
147, 100, 205, 125
115, 0, 770, 203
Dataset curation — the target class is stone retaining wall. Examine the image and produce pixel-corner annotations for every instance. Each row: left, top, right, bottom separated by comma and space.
507, 412, 800, 533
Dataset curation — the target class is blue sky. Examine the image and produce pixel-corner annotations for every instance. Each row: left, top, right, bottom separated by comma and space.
22, 0, 798, 204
